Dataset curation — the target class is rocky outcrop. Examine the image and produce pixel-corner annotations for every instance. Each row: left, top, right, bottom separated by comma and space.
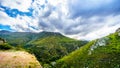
116, 28, 120, 36
89, 37, 109, 55
116, 28, 120, 32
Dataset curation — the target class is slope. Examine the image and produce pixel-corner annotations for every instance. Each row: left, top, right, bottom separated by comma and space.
55, 28, 120, 68
26, 32, 88, 67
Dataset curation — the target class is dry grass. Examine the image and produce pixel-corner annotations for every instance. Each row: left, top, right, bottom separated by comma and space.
0, 50, 42, 68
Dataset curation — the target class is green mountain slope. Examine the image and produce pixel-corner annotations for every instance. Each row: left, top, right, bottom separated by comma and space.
0, 31, 88, 67
55, 29, 120, 68
26, 33, 87, 67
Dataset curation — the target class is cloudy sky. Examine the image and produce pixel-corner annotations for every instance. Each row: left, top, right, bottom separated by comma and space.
0, 0, 120, 40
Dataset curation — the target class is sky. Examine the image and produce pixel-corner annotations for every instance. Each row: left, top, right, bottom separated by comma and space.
0, 0, 120, 40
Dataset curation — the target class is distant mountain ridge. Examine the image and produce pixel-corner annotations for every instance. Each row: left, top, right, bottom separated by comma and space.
0, 30, 11, 33
0, 30, 64, 46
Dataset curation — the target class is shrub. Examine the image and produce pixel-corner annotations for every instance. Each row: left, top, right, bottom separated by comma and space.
0, 43, 13, 50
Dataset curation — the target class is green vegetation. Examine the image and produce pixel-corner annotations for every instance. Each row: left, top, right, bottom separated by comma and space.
0, 37, 13, 50
26, 34, 87, 67
0, 32, 38, 46
55, 32, 120, 68
0, 43, 13, 50
1, 30, 120, 68
0, 31, 88, 67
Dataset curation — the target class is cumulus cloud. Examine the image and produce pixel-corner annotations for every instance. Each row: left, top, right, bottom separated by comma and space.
0, 11, 41, 32
68, 0, 120, 18
0, 0, 120, 40
66, 15, 120, 40
0, 0, 32, 12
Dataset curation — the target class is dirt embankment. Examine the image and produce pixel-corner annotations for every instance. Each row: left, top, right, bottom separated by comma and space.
0, 50, 42, 68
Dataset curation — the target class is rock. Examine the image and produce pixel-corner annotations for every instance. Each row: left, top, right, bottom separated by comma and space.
116, 28, 120, 32
116, 28, 120, 36
89, 37, 109, 55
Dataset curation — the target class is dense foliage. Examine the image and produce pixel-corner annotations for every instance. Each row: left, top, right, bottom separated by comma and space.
0, 37, 13, 50
0, 43, 13, 50
26, 35, 87, 67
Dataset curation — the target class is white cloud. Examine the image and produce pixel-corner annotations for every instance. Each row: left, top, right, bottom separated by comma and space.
66, 15, 120, 40
0, 0, 32, 12
0, 11, 42, 32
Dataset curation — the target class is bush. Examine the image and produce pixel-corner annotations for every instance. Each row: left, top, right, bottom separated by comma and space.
0, 44, 13, 50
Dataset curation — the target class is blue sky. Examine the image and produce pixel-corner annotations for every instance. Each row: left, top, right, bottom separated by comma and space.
0, 0, 120, 40
0, 5, 33, 17
0, 24, 11, 30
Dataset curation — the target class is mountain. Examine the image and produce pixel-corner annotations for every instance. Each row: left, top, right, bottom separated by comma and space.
0, 31, 56, 46
0, 30, 10, 33
0, 31, 38, 46
55, 28, 120, 68
0, 31, 88, 67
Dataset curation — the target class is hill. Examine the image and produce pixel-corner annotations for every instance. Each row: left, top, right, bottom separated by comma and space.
0, 31, 88, 67
25, 32, 88, 67
55, 28, 120, 68
0, 51, 42, 68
